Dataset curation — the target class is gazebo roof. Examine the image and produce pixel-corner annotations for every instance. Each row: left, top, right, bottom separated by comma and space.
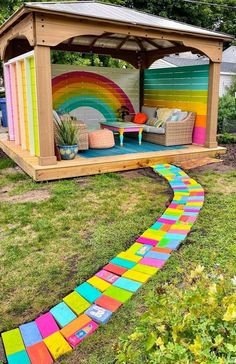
0, 1, 234, 41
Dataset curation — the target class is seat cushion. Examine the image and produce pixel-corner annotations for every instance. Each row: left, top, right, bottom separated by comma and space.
142, 125, 165, 134
89, 129, 115, 149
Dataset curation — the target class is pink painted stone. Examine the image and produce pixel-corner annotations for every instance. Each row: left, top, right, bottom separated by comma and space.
35, 312, 59, 339
158, 218, 177, 224
96, 269, 119, 283
169, 229, 189, 235
136, 236, 159, 246
140, 258, 165, 268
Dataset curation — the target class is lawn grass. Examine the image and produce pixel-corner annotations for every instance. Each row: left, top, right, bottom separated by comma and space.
0, 159, 235, 364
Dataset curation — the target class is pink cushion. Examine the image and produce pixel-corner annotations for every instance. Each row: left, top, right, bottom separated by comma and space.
89, 129, 115, 149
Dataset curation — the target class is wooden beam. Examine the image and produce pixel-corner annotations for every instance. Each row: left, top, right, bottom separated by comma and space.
53, 42, 140, 67
142, 38, 160, 49
205, 61, 220, 148
90, 32, 113, 47
135, 37, 145, 51
34, 45, 57, 166
34, 13, 224, 62
117, 35, 130, 50
146, 45, 193, 67
67, 37, 74, 45
0, 14, 35, 60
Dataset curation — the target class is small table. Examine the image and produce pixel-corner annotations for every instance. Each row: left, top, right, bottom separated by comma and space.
100, 121, 143, 147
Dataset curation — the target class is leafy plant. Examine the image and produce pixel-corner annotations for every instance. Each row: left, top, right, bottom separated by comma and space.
217, 133, 236, 144
116, 266, 236, 364
218, 94, 236, 134
54, 116, 78, 146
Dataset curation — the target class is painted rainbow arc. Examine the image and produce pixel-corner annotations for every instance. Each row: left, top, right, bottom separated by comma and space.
52, 71, 135, 120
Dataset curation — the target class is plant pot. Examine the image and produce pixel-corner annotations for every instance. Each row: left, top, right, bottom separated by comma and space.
58, 144, 78, 160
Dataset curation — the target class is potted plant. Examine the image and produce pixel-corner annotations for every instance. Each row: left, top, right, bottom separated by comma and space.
54, 115, 79, 160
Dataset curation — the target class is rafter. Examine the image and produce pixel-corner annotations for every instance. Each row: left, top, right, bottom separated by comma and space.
53, 42, 140, 67
68, 37, 74, 45
90, 32, 113, 47
117, 35, 130, 50
142, 38, 160, 49
135, 37, 145, 51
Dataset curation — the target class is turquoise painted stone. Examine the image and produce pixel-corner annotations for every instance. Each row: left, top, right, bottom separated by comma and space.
75, 282, 102, 303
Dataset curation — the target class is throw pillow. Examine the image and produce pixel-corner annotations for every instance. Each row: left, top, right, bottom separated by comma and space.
133, 113, 148, 124
146, 118, 164, 128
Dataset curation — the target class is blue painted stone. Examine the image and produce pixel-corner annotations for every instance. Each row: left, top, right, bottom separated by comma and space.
145, 251, 170, 260
165, 233, 186, 240
110, 257, 136, 269
136, 244, 152, 257
150, 222, 163, 230
166, 240, 181, 249
161, 215, 179, 221
19, 322, 42, 347
7, 350, 31, 364
113, 277, 142, 292
50, 302, 77, 327
183, 211, 199, 216
75, 282, 102, 303
85, 304, 112, 324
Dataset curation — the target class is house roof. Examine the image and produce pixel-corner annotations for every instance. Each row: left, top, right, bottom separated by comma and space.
152, 55, 236, 74
222, 46, 236, 63
0, 1, 234, 41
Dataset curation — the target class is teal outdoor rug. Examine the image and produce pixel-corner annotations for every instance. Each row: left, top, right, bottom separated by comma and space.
80, 137, 186, 158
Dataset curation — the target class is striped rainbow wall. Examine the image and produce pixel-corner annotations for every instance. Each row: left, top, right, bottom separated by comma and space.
144, 65, 209, 145
4, 51, 40, 156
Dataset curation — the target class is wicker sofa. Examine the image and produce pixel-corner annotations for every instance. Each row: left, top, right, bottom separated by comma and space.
142, 112, 196, 146
140, 107, 196, 146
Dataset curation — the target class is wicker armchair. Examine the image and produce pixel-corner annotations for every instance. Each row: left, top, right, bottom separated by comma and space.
142, 112, 196, 146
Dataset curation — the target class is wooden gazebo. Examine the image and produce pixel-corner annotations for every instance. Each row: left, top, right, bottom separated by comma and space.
0, 2, 233, 180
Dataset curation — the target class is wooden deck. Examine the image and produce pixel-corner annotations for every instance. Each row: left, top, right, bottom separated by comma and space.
0, 133, 226, 181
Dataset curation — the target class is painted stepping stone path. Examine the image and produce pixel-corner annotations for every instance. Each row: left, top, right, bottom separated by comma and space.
1, 164, 204, 363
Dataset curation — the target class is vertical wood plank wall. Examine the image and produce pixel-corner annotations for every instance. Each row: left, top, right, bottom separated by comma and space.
3, 52, 40, 156
143, 65, 209, 145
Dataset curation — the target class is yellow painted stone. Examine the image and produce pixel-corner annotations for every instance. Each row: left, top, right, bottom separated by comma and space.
122, 269, 150, 283
130, 264, 159, 276
63, 291, 90, 315
87, 276, 111, 292
141, 230, 165, 240
174, 192, 189, 196
126, 243, 143, 254
116, 252, 142, 263
171, 224, 191, 231
44, 332, 72, 360
186, 202, 203, 206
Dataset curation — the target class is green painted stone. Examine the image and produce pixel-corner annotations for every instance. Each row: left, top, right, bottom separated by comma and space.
1, 328, 25, 356
157, 238, 171, 248
104, 286, 133, 303
63, 291, 90, 315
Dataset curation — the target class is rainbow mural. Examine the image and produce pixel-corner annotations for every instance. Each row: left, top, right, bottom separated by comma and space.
4, 51, 40, 156
52, 71, 136, 121
144, 65, 209, 145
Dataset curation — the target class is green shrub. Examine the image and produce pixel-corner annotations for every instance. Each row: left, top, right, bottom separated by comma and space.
217, 133, 236, 144
218, 95, 236, 133
116, 266, 236, 364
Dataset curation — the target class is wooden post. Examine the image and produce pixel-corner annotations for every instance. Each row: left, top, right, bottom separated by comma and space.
34, 45, 57, 166
205, 61, 221, 148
